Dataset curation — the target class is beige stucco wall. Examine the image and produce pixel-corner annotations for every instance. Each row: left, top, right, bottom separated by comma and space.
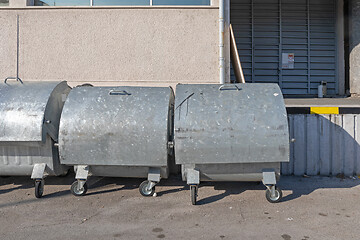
9, 0, 33, 7
0, 7, 220, 88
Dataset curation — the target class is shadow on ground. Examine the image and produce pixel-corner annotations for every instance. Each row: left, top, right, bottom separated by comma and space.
196, 175, 360, 205
1, 173, 359, 207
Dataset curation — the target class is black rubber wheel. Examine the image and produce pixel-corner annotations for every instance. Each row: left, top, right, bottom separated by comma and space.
70, 181, 88, 196
190, 185, 197, 205
139, 180, 155, 197
265, 186, 283, 203
35, 180, 44, 199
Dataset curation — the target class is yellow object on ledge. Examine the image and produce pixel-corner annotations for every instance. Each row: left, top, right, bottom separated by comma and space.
310, 107, 339, 114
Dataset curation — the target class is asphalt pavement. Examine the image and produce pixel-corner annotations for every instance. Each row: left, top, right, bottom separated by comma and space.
0, 174, 359, 240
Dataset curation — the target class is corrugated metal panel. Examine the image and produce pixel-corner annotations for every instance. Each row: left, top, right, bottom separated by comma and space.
282, 114, 360, 176
230, 0, 337, 96
0, 145, 34, 166
0, 139, 58, 176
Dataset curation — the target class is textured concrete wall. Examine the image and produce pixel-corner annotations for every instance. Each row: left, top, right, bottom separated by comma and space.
0, 7, 220, 88
9, 0, 33, 7
282, 114, 360, 177
350, 0, 360, 95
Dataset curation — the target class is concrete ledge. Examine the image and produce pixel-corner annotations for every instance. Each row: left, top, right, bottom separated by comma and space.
0, 6, 219, 10
285, 98, 360, 108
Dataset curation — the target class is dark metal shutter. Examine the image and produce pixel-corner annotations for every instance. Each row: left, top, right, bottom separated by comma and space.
230, 0, 337, 96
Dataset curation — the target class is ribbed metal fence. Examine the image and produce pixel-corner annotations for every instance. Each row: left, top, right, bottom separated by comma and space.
282, 114, 360, 176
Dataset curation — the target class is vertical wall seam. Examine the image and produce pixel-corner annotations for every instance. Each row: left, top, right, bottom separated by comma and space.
329, 114, 333, 176
251, 0, 255, 83
307, 0, 311, 94
317, 115, 320, 175
334, 0, 338, 94
278, 0, 283, 88
355, 115, 358, 175
341, 114, 345, 174
291, 115, 295, 174
304, 115, 308, 175
354, 115, 357, 175
319, 116, 322, 174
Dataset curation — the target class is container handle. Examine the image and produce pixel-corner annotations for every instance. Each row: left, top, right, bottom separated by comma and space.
219, 84, 241, 91
4, 16, 23, 85
4, 77, 23, 84
109, 90, 131, 96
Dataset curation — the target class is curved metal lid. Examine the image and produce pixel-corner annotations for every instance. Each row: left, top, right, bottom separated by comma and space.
174, 83, 289, 164
0, 81, 68, 142
59, 86, 174, 166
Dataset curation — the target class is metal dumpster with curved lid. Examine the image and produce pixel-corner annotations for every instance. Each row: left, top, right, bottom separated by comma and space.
0, 80, 71, 198
58, 86, 174, 197
174, 83, 289, 205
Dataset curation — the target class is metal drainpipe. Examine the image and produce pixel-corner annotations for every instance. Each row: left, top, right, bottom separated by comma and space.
219, 0, 225, 84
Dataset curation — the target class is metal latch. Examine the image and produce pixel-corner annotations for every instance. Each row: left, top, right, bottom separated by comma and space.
167, 141, 174, 149
109, 90, 131, 96
219, 84, 241, 91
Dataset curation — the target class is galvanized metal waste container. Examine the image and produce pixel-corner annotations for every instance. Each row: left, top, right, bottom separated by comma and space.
58, 86, 174, 197
0, 80, 71, 198
174, 84, 289, 205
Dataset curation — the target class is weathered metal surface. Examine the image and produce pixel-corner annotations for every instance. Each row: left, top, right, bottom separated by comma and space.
174, 83, 289, 165
0, 81, 70, 142
31, 163, 47, 179
262, 171, 277, 185
181, 163, 280, 182
0, 136, 68, 176
0, 81, 70, 176
59, 86, 174, 167
282, 114, 360, 176
82, 166, 169, 179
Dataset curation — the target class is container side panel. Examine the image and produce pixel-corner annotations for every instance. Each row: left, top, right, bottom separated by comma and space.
59, 86, 170, 166
0, 140, 57, 176
174, 83, 289, 165
0, 81, 65, 142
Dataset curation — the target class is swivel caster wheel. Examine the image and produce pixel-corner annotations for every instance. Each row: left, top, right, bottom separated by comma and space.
35, 179, 44, 199
265, 186, 282, 203
139, 180, 155, 197
70, 181, 88, 196
190, 185, 198, 205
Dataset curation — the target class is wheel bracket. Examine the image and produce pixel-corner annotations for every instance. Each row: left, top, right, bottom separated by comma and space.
146, 181, 156, 191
